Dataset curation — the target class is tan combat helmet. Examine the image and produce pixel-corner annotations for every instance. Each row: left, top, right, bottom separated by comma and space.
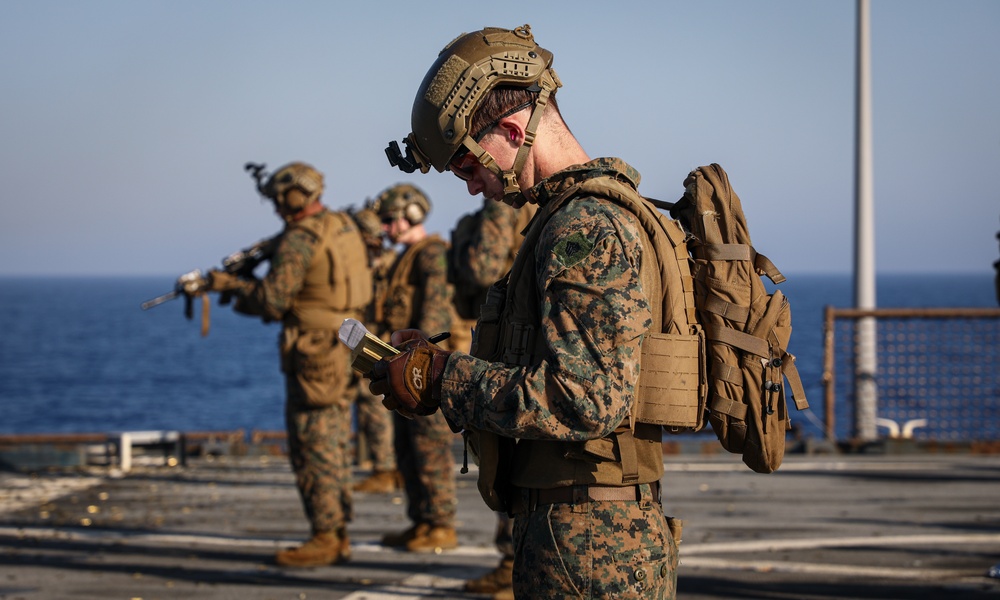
373, 183, 431, 225
385, 24, 561, 206
245, 162, 324, 218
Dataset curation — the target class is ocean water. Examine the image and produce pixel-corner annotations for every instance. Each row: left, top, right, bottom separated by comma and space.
0, 273, 996, 439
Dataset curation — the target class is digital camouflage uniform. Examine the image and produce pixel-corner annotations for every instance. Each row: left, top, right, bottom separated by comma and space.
382, 235, 458, 532
226, 208, 368, 541
439, 159, 678, 599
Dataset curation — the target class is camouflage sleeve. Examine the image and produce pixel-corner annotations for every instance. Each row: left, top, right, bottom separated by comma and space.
229, 228, 315, 322
465, 200, 518, 286
439, 198, 652, 441
417, 239, 453, 335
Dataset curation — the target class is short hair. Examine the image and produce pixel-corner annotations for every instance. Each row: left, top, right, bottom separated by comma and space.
469, 86, 560, 141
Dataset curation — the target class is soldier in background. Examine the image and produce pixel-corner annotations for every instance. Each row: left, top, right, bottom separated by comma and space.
374, 25, 679, 598
448, 196, 535, 599
448, 196, 537, 350
349, 206, 402, 493
205, 162, 372, 567
373, 184, 459, 552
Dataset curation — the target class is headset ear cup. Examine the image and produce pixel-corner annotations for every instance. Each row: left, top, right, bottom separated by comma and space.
284, 189, 309, 212
405, 201, 425, 225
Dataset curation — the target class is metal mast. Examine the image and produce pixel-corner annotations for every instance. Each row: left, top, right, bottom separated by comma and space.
853, 0, 878, 441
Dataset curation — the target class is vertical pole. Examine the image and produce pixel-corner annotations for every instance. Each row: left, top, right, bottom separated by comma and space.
822, 305, 837, 441
120, 433, 133, 473
854, 0, 879, 442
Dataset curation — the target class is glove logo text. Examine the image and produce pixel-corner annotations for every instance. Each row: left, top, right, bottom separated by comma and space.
412, 366, 424, 390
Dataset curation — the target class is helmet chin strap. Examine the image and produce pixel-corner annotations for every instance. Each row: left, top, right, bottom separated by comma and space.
465, 82, 555, 206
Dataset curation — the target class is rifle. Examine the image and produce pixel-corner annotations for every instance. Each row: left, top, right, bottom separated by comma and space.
141, 236, 279, 335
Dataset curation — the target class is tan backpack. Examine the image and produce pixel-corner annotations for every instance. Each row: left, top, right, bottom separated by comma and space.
658, 164, 809, 473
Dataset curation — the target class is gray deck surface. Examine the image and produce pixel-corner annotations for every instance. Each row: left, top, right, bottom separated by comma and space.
2, 446, 999, 599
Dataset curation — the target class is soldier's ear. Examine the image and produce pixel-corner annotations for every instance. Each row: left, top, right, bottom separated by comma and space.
496, 118, 525, 146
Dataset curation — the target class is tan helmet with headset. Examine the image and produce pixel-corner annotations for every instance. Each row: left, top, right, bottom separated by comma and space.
373, 183, 431, 225
245, 161, 324, 217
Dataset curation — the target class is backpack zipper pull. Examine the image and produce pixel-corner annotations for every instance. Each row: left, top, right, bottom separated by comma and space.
764, 380, 780, 415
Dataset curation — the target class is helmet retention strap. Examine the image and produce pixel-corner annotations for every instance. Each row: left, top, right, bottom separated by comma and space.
500, 82, 554, 204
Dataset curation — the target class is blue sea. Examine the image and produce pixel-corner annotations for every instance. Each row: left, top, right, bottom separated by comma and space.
0, 273, 996, 440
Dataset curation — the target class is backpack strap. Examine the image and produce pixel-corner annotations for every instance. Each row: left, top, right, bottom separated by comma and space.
702, 295, 750, 324
781, 354, 809, 411
708, 324, 770, 358
700, 241, 751, 262
755, 252, 786, 285
710, 394, 747, 420
714, 362, 743, 387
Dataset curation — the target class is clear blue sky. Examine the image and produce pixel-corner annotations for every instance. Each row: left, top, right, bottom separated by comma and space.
1, 0, 997, 276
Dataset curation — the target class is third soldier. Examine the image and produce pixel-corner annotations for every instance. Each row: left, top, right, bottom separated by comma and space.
373, 183, 459, 552
350, 205, 402, 493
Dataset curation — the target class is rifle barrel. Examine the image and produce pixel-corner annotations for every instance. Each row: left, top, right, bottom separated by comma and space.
140, 290, 180, 310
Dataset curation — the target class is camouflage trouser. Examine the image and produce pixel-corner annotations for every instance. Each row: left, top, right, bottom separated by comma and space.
284, 329, 354, 535
354, 380, 396, 471
511, 485, 678, 599
495, 511, 514, 559
393, 410, 457, 527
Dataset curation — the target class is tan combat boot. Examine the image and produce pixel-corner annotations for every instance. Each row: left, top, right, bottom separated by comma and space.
405, 524, 458, 553
492, 589, 515, 600
352, 470, 402, 493
464, 556, 514, 594
381, 522, 426, 548
275, 530, 350, 567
